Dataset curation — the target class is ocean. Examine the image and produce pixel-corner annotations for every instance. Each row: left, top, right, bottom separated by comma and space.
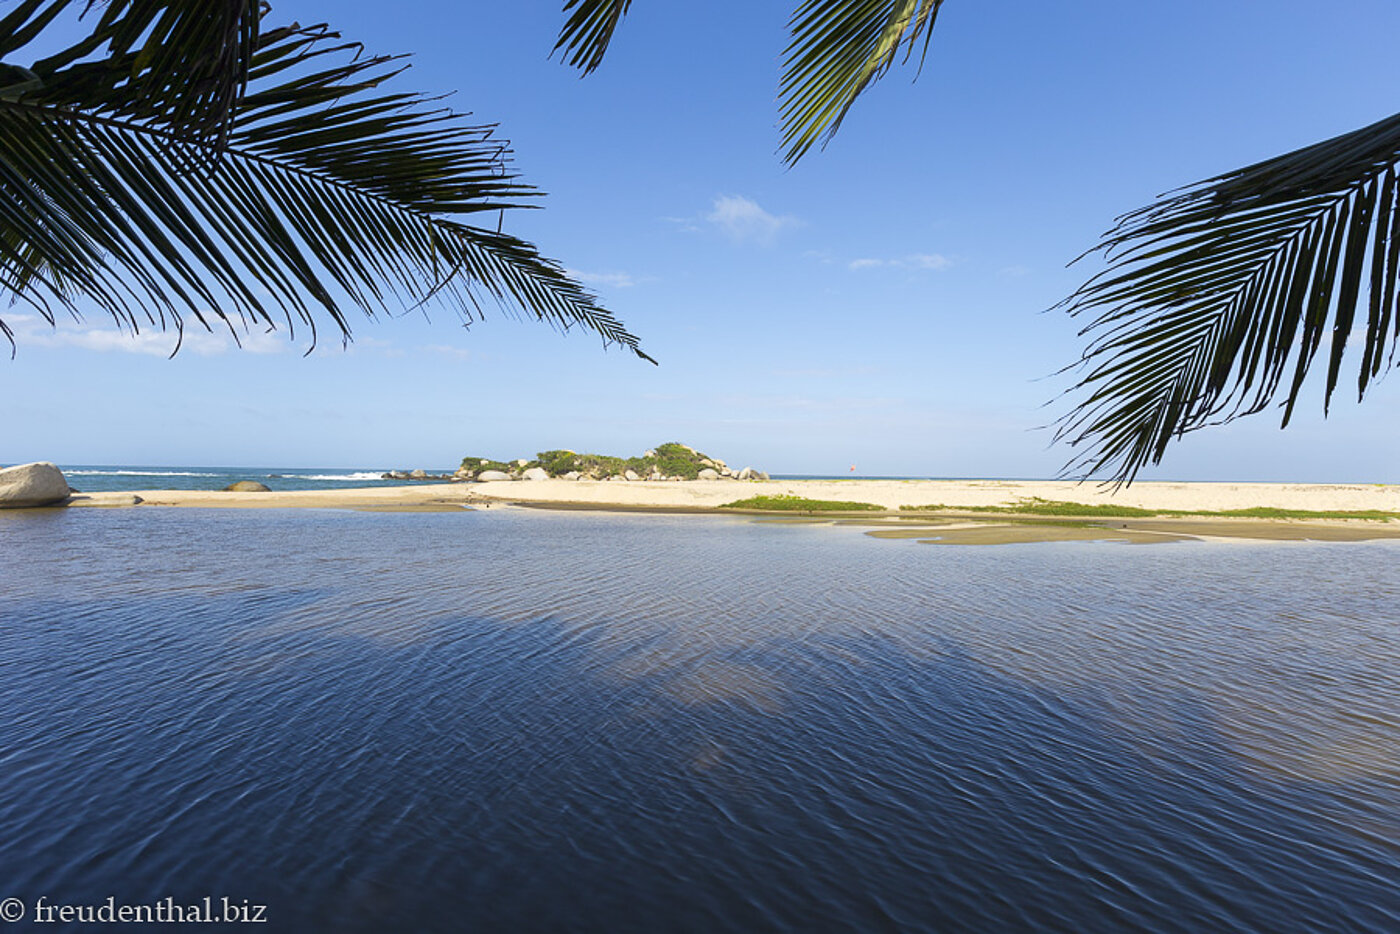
1, 506, 1397, 932
60, 465, 454, 493
55, 464, 1023, 493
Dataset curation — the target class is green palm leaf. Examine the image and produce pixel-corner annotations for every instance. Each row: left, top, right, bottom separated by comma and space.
0, 4, 652, 361
1057, 111, 1400, 483
780, 0, 944, 165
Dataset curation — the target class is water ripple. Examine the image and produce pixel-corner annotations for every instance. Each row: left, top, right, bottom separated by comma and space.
1, 508, 1399, 931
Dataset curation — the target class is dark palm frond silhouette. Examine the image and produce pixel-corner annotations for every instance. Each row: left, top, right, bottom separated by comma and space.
1055, 114, 1400, 482
0, 0, 653, 361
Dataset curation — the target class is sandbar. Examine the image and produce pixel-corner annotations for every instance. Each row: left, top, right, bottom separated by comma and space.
44, 478, 1400, 543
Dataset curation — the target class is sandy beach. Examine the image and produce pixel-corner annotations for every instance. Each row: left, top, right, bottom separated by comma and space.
62, 476, 1400, 513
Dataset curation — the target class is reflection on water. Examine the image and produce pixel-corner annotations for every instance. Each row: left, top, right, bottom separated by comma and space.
1, 508, 1399, 932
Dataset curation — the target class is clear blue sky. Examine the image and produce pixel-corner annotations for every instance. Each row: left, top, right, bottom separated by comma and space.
7, 0, 1400, 479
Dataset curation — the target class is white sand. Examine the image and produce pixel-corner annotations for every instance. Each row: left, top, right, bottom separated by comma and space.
62, 477, 1400, 513
450, 477, 1400, 512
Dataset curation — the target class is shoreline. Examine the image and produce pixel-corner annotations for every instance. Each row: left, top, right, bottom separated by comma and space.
46, 478, 1400, 543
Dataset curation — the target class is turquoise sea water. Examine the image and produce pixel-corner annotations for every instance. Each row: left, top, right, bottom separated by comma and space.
1, 506, 1398, 932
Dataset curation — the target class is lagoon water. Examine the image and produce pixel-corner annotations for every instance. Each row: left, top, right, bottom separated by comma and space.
1, 506, 1398, 932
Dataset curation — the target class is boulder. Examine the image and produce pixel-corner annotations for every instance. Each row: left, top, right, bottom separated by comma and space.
562, 471, 581, 480
0, 462, 70, 508
515, 459, 530, 468
737, 467, 754, 480
476, 470, 512, 482
522, 467, 549, 481
223, 480, 270, 492
409, 468, 428, 479
624, 469, 640, 481
697, 468, 720, 481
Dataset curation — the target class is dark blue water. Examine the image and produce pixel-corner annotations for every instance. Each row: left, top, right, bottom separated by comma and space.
1, 508, 1397, 932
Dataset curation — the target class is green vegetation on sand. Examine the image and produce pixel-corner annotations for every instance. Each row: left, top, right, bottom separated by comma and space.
899, 498, 1400, 521
900, 499, 1157, 517
722, 495, 883, 512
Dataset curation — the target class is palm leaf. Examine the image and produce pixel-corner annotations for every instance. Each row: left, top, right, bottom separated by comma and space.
780, 0, 944, 164
553, 0, 632, 75
0, 11, 653, 361
17, 0, 262, 150
1056, 111, 1400, 483
553, 0, 944, 165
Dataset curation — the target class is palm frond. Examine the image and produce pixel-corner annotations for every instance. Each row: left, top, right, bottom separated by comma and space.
25, 0, 262, 150
779, 0, 943, 165
554, 0, 632, 75
0, 15, 652, 361
1056, 110, 1400, 483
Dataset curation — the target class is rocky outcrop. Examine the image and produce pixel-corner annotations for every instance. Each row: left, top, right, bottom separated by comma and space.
476, 470, 513, 482
522, 467, 549, 481
0, 462, 70, 508
223, 481, 271, 492
453, 442, 768, 484
382, 470, 454, 481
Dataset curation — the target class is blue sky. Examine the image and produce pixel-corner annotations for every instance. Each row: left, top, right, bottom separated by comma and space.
7, 0, 1400, 479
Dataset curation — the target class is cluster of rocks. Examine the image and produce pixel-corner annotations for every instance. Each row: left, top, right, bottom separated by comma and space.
380, 469, 454, 481
450, 446, 769, 483
460, 464, 772, 483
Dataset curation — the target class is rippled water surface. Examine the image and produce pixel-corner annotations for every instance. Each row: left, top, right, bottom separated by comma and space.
2, 508, 1398, 932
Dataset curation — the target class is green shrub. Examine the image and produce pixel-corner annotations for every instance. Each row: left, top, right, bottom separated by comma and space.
460, 457, 513, 474
722, 495, 883, 512
898, 499, 1400, 521
536, 450, 579, 476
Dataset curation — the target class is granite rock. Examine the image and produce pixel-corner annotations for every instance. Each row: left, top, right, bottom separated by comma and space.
223, 480, 271, 492
0, 462, 70, 508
